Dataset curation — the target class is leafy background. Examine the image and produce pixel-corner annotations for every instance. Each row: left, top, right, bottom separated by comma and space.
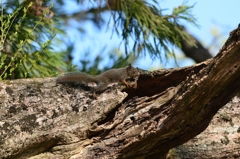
0, 0, 238, 79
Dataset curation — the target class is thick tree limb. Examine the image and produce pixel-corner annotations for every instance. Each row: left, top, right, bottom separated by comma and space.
180, 26, 213, 63
170, 94, 240, 158
1, 25, 240, 159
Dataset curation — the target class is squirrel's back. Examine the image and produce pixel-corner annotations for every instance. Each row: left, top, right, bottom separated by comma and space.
96, 65, 138, 82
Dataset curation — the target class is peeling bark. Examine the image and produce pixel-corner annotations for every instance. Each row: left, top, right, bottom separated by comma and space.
0, 26, 240, 159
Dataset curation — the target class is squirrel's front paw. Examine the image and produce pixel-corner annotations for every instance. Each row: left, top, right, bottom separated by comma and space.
127, 82, 137, 88
133, 83, 137, 89
124, 82, 131, 88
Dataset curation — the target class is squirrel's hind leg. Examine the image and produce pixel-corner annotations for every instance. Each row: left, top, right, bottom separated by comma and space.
92, 82, 108, 98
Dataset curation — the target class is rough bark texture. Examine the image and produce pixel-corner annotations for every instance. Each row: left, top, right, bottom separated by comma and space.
168, 94, 240, 158
0, 26, 240, 159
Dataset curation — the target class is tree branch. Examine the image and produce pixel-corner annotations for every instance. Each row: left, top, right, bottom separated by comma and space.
1, 25, 240, 159
180, 26, 213, 63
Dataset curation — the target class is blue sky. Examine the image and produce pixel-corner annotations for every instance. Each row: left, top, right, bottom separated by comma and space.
164, 0, 239, 44
71, 0, 240, 70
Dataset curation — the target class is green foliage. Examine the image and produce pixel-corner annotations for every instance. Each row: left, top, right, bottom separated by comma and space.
0, 1, 67, 79
57, 0, 198, 66
112, 0, 197, 58
0, 0, 199, 79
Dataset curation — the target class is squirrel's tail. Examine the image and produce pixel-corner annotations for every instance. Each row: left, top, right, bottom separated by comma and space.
56, 72, 96, 84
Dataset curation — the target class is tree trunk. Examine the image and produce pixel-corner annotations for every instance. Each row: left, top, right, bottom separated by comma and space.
168, 94, 240, 158
1, 26, 240, 159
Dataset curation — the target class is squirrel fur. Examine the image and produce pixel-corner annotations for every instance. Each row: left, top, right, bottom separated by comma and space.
56, 64, 140, 98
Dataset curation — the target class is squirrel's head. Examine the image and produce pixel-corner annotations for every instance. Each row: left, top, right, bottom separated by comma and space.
127, 64, 140, 78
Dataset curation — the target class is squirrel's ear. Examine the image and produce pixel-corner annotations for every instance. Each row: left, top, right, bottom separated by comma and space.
128, 63, 132, 68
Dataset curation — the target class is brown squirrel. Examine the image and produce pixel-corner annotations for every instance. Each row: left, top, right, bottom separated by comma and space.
56, 64, 140, 98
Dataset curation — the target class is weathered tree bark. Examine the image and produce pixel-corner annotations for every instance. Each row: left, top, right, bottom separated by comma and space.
168, 94, 240, 158
0, 25, 240, 159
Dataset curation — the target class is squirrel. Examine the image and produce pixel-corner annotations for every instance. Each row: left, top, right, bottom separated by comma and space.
56, 64, 140, 98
